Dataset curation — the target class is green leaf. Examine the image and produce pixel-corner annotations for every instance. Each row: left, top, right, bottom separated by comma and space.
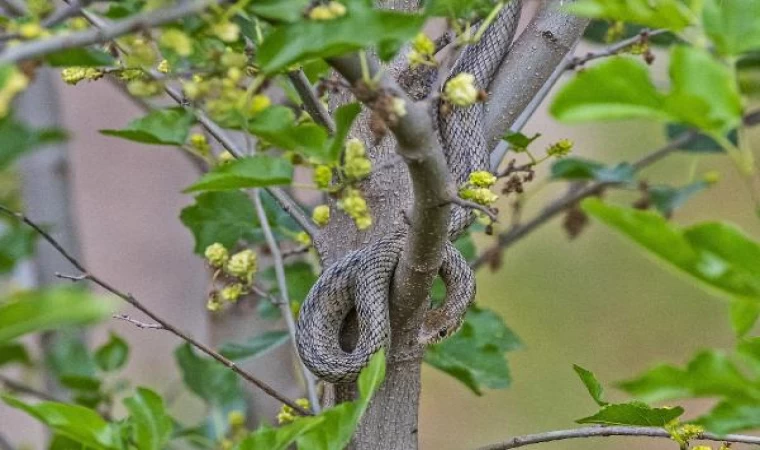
576, 401, 684, 426
583, 20, 678, 46
46, 48, 116, 67
325, 103, 362, 164
46, 330, 97, 380
247, 106, 328, 155
257, 0, 425, 73
581, 199, 760, 303
0, 342, 31, 367
100, 107, 196, 146
551, 57, 669, 123
731, 299, 760, 337
648, 181, 709, 216
0, 287, 115, 344
0, 224, 37, 274
550, 158, 635, 184
174, 343, 243, 408
697, 399, 760, 434
180, 191, 261, 254
95, 332, 129, 372
261, 261, 318, 308
236, 420, 324, 450
618, 350, 759, 402
248, 0, 311, 22
218, 331, 289, 361
703, 0, 760, 56
183, 156, 293, 193
124, 387, 174, 450
552, 47, 743, 134
0, 115, 67, 169
425, 0, 503, 20
573, 365, 608, 406
2, 396, 121, 449
666, 123, 733, 153
565, 0, 694, 31
665, 45, 743, 134
424, 307, 521, 395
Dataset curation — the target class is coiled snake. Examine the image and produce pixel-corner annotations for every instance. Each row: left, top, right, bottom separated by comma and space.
296, 1, 523, 383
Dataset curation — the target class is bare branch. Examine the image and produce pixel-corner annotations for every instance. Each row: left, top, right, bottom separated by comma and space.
485, 0, 589, 151
113, 313, 164, 329
0, 374, 61, 402
476, 425, 760, 450
252, 189, 321, 412
449, 196, 498, 222
0, 204, 311, 416
288, 70, 336, 134
565, 29, 668, 70
0, 0, 221, 65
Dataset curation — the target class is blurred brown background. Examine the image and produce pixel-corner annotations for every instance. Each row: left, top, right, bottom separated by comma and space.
2, 40, 759, 450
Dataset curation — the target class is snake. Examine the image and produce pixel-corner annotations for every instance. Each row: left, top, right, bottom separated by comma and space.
295, 0, 523, 383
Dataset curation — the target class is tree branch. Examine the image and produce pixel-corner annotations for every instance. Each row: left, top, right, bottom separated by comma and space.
565, 29, 668, 70
0, 204, 311, 416
0, 0, 221, 65
476, 425, 760, 450
288, 70, 336, 134
252, 189, 321, 412
485, 0, 589, 151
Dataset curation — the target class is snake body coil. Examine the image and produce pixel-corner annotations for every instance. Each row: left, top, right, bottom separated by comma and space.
296, 1, 523, 383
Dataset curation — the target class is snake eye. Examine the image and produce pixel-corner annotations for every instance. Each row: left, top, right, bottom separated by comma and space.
438, 327, 448, 338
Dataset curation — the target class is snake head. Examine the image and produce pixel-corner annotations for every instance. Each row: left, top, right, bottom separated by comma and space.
417, 309, 463, 346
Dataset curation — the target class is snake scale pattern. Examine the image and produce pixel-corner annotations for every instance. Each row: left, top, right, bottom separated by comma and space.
296, 0, 523, 383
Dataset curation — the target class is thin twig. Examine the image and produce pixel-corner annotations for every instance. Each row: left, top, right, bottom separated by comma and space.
252, 190, 321, 412
0, 204, 311, 416
288, 70, 336, 134
0, 0, 221, 65
450, 196, 498, 222
473, 130, 698, 270
282, 245, 310, 259
476, 425, 760, 450
113, 313, 164, 329
0, 374, 61, 402
565, 29, 668, 70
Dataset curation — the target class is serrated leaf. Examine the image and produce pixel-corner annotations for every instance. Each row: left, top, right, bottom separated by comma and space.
2, 396, 121, 449
247, 106, 328, 155
0, 342, 31, 367
124, 387, 174, 450
582, 199, 760, 304
257, 0, 425, 73
218, 331, 289, 361
703, 0, 760, 56
503, 131, 541, 151
0, 114, 67, 170
183, 156, 293, 193
565, 0, 694, 31
46, 48, 115, 67
573, 365, 607, 406
180, 191, 261, 254
0, 287, 115, 344
261, 261, 318, 309
174, 343, 243, 408
95, 332, 129, 372
100, 107, 196, 146
236, 420, 323, 450
576, 401, 684, 426
551, 158, 635, 184
424, 307, 521, 395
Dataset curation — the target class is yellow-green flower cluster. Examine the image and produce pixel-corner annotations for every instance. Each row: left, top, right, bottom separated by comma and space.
60, 67, 104, 86
123, 37, 158, 67
0, 68, 28, 118
443, 73, 479, 107
666, 421, 704, 448
227, 410, 245, 428
308, 1, 347, 21
212, 21, 241, 43
218, 151, 235, 164
127, 79, 162, 97
343, 138, 372, 180
225, 249, 257, 283
312, 204, 330, 227
546, 139, 573, 158
18, 22, 44, 39
204, 243, 229, 268
408, 33, 436, 67
703, 170, 720, 185
459, 170, 498, 206
220, 283, 244, 302
313, 165, 333, 190
189, 133, 211, 157
159, 29, 193, 57
276, 399, 311, 424
338, 188, 372, 230
295, 231, 312, 247
157, 59, 170, 74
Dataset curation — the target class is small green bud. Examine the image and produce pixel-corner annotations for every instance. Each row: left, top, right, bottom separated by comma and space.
159, 29, 192, 56
546, 139, 573, 158
312, 205, 330, 227
220, 283, 244, 302
313, 165, 333, 190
